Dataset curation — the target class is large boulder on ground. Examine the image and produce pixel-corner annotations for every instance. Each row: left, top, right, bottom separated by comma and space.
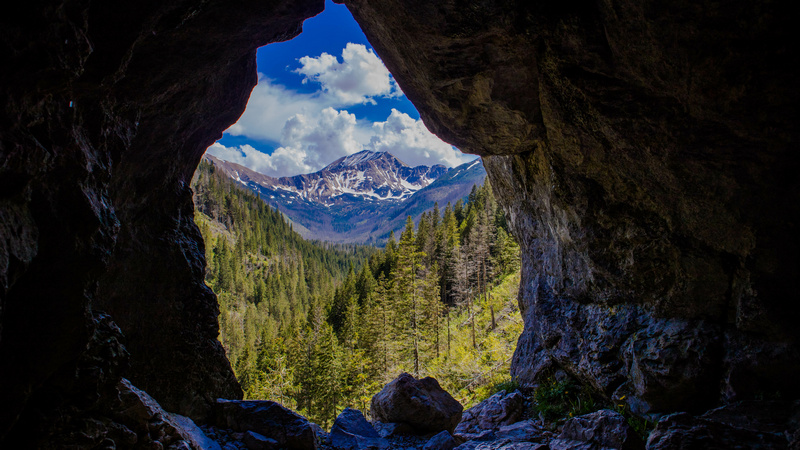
454, 390, 526, 440
330, 407, 389, 450
549, 410, 643, 450
371, 373, 463, 434
213, 399, 318, 449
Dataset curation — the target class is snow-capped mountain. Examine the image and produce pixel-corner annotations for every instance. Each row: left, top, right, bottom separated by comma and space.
202, 151, 485, 243
209, 150, 447, 206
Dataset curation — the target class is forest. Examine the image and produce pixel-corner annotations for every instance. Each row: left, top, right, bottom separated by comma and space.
192, 160, 522, 428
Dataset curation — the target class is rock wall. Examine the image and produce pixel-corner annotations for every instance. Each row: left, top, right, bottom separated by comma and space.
0, 0, 322, 443
340, 0, 800, 415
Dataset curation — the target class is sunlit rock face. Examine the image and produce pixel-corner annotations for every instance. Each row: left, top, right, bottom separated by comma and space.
340, 0, 800, 415
0, 0, 323, 443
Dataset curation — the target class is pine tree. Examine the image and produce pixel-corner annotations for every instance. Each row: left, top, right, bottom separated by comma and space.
395, 216, 425, 376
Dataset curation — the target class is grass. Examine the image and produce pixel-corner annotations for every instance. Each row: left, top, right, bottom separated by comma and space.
527, 373, 655, 439
530, 376, 597, 422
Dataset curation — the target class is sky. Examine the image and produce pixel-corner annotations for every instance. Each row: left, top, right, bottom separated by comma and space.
206, 0, 475, 177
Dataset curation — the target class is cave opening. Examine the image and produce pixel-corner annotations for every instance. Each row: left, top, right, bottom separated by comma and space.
3, 0, 798, 447
190, 0, 523, 429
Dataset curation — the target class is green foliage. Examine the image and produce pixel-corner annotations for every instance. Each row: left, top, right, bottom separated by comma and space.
531, 377, 597, 422
192, 162, 523, 424
612, 400, 655, 439
490, 377, 522, 397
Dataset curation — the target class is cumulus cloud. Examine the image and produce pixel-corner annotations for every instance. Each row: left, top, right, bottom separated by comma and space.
206, 142, 284, 175
296, 43, 401, 105
274, 107, 362, 172
209, 44, 472, 176
368, 109, 473, 168
210, 108, 471, 177
226, 76, 327, 144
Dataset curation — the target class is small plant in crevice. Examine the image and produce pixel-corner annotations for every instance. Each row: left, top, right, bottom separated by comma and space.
530, 375, 598, 423
612, 398, 654, 439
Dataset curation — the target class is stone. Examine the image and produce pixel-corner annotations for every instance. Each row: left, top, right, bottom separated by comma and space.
371, 373, 463, 434
494, 421, 545, 441
213, 399, 318, 449
330, 407, 389, 450
549, 409, 642, 450
114, 378, 222, 450
646, 402, 797, 450
453, 421, 549, 450
372, 421, 417, 438
167, 412, 224, 450
454, 390, 526, 439
423, 430, 458, 450
243, 430, 278, 450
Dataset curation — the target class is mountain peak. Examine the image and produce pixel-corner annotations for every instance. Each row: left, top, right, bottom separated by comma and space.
204, 153, 486, 243
323, 150, 400, 171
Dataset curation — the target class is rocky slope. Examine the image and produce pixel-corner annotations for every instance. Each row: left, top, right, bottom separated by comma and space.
1, 0, 798, 446
206, 152, 484, 242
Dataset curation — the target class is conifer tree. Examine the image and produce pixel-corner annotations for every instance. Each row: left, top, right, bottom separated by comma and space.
395, 216, 425, 376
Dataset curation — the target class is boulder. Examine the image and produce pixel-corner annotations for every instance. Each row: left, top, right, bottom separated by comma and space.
495, 421, 547, 442
423, 430, 458, 450
213, 399, 318, 449
454, 390, 526, 439
330, 407, 389, 450
115, 378, 222, 450
453, 421, 550, 450
549, 410, 643, 450
371, 373, 463, 434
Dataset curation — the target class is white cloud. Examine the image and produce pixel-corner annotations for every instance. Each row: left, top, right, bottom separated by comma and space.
226, 75, 327, 144
209, 44, 473, 176
296, 43, 401, 105
368, 109, 472, 168
209, 108, 471, 177
274, 107, 362, 172
206, 142, 284, 175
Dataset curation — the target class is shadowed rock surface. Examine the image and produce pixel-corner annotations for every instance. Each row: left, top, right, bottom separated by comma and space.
330, 408, 389, 450
1, 0, 799, 446
550, 409, 643, 450
455, 389, 527, 440
213, 399, 319, 450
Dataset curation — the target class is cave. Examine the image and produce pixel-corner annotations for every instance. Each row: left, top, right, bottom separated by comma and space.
1, 0, 798, 447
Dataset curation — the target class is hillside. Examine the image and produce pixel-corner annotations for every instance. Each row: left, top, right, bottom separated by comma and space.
192, 160, 521, 428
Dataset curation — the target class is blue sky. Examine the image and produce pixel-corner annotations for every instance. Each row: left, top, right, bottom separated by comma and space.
208, 0, 473, 177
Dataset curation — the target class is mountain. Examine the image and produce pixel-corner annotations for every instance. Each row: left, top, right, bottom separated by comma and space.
203, 151, 485, 243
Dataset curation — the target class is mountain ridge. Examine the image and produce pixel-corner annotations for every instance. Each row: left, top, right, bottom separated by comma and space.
203, 151, 485, 243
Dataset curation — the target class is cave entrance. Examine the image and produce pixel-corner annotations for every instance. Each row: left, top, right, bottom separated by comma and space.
190, 0, 522, 428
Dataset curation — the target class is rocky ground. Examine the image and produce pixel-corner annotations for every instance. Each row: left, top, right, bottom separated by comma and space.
182, 373, 799, 449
